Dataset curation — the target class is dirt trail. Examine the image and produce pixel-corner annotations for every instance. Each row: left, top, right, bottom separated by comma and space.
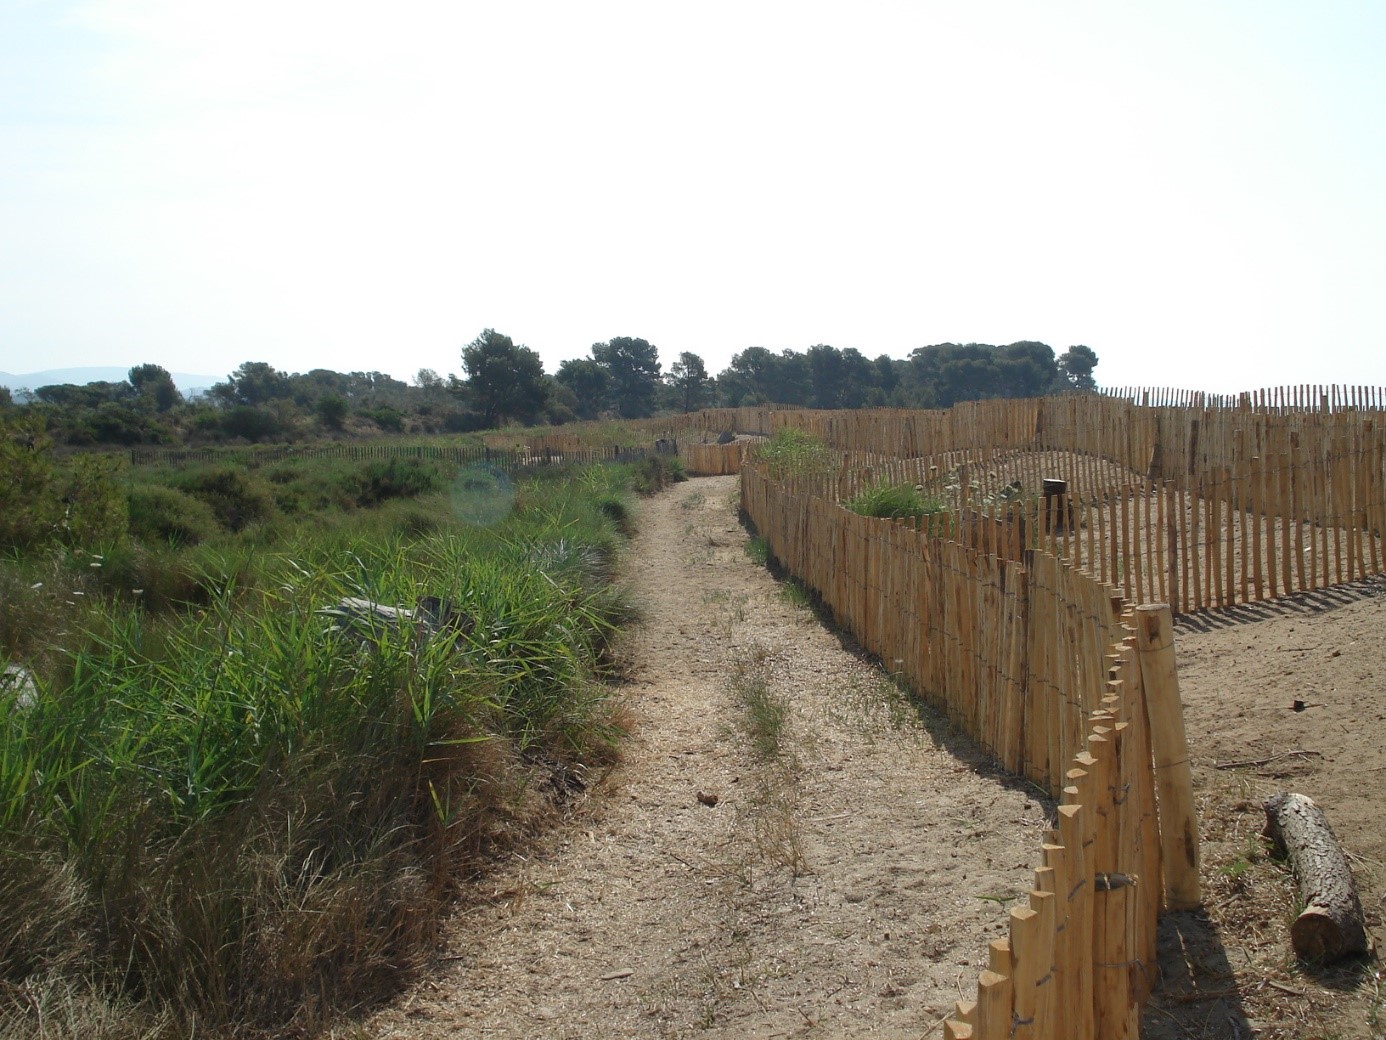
361, 476, 1043, 1039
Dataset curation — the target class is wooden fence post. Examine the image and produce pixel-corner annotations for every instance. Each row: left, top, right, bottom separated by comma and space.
1134, 603, 1201, 910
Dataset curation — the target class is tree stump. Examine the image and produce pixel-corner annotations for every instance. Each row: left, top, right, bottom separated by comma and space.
1262, 792, 1369, 962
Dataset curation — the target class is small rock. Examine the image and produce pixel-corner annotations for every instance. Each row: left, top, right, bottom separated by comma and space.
600, 968, 634, 980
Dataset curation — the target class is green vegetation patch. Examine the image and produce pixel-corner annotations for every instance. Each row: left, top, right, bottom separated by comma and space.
753, 428, 837, 480
0, 450, 656, 1038
844, 479, 949, 523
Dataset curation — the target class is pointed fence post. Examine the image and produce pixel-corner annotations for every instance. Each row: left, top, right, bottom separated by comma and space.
1135, 603, 1201, 910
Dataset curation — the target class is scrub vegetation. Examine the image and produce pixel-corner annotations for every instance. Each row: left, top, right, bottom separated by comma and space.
0, 419, 679, 1038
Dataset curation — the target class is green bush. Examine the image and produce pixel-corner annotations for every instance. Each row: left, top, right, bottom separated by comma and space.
627, 454, 685, 495
83, 542, 211, 612
220, 405, 283, 442
360, 406, 405, 433
172, 466, 277, 532
128, 485, 220, 546
261, 459, 356, 516
347, 457, 447, 507
60, 455, 129, 550
0, 419, 60, 550
0, 418, 127, 552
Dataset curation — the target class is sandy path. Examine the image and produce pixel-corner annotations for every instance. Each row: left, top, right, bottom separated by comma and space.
360, 476, 1042, 1039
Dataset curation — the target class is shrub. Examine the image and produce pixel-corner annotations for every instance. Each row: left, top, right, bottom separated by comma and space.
84, 542, 210, 612
316, 395, 348, 430
0, 418, 61, 550
347, 457, 447, 507
627, 454, 685, 495
221, 406, 282, 442
360, 406, 405, 433
128, 485, 220, 547
59, 456, 129, 550
0, 419, 127, 552
172, 466, 277, 532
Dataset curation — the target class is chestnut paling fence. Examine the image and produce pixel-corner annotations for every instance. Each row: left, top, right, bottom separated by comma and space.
740, 462, 1200, 1040
655, 388, 1382, 1035
667, 388, 1386, 614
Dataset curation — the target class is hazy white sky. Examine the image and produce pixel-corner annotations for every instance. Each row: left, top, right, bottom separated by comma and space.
2, 1, 1384, 394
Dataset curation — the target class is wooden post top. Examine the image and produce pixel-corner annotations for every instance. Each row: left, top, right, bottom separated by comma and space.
1134, 603, 1173, 650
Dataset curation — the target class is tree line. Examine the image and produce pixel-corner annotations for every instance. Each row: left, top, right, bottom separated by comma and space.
0, 335, 1098, 446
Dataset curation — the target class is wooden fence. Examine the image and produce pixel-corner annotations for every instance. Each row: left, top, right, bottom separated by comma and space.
1102, 383, 1386, 412
809, 441, 1383, 615
667, 387, 1386, 614
683, 440, 750, 476
740, 463, 1199, 1039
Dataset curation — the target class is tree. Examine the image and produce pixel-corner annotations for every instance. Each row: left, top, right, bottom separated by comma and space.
316, 394, 349, 430
721, 347, 777, 405
996, 341, 1059, 398
1058, 345, 1099, 392
34, 382, 130, 408
461, 329, 548, 428
128, 364, 182, 412
804, 345, 874, 409
211, 362, 290, 407
837, 348, 875, 408
591, 337, 661, 418
555, 358, 612, 420
667, 352, 712, 413
807, 344, 845, 409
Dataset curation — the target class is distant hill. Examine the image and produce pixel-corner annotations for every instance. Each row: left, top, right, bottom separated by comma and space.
0, 367, 220, 396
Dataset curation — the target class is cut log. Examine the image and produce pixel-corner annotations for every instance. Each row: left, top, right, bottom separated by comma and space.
1262, 792, 1369, 962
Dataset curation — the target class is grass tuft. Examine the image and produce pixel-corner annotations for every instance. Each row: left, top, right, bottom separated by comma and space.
730, 648, 787, 761
844, 480, 949, 523
744, 536, 770, 567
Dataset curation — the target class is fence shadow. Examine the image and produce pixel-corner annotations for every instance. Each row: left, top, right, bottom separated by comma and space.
1174, 575, 1386, 635
1140, 910, 1254, 1039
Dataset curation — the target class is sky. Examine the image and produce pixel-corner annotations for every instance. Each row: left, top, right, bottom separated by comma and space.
2, 1, 1384, 395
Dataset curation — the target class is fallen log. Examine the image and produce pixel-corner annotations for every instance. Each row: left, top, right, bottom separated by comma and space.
1262, 792, 1369, 962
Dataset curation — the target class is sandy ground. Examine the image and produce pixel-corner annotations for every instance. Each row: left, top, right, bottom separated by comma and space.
359, 475, 1384, 1040
1143, 579, 1385, 1040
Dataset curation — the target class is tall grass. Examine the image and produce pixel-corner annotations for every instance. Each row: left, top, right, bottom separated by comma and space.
752, 428, 837, 480
0, 454, 657, 1037
843, 480, 949, 523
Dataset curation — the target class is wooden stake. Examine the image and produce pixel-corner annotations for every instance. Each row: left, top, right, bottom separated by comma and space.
1134, 604, 1201, 909
1008, 905, 1041, 1040
974, 968, 1012, 1040
1057, 803, 1095, 1040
